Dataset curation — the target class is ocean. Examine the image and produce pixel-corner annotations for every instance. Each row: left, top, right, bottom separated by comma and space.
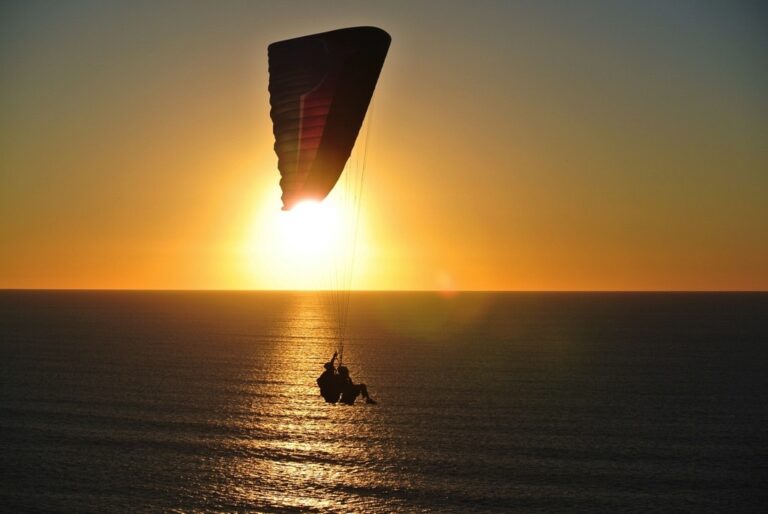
1, 291, 766, 512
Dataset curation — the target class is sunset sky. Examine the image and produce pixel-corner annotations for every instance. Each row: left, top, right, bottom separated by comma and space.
1, 1, 766, 290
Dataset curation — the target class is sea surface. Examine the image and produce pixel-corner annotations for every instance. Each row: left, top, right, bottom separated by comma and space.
1, 291, 766, 513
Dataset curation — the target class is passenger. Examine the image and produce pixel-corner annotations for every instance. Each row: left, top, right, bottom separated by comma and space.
317, 352, 340, 403
337, 365, 376, 405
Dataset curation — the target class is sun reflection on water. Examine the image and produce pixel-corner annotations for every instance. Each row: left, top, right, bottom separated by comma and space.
216, 293, 387, 511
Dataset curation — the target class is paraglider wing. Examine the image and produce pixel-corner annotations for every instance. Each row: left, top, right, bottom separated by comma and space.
268, 26, 390, 210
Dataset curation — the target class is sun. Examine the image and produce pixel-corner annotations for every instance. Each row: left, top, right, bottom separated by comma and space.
276, 200, 342, 259
247, 189, 367, 290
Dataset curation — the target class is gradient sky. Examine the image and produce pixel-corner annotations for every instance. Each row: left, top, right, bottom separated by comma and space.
1, 0, 766, 290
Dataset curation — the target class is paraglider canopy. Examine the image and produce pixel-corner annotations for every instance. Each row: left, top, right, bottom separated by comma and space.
268, 26, 390, 210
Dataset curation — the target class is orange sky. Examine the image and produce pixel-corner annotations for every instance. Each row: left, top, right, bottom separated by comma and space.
1, 1, 766, 290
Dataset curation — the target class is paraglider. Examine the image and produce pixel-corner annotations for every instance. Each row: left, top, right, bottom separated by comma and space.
316, 352, 377, 405
317, 351, 341, 403
268, 27, 390, 404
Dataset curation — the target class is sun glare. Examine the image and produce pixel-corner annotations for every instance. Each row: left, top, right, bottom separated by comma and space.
278, 201, 342, 259
247, 187, 368, 290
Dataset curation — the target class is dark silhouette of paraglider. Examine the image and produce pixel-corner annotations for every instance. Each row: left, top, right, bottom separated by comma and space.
317, 351, 341, 403
337, 365, 376, 405
316, 352, 376, 405
269, 27, 389, 404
